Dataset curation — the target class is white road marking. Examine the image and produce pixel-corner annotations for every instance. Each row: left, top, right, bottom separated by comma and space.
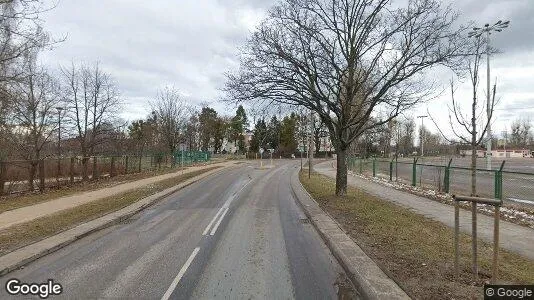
202, 179, 252, 236
161, 247, 200, 300
507, 197, 534, 205
210, 207, 229, 236
202, 206, 225, 235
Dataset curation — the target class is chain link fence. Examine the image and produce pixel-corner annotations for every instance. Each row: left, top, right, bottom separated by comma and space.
347, 157, 534, 207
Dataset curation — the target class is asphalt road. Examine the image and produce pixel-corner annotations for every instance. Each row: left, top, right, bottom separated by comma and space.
0, 160, 356, 299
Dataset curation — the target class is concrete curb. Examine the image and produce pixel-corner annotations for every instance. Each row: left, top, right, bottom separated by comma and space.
289, 168, 410, 300
0, 165, 231, 276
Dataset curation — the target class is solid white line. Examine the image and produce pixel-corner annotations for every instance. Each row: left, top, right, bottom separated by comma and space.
161, 247, 200, 300
203, 179, 251, 236
202, 206, 225, 235
210, 207, 229, 236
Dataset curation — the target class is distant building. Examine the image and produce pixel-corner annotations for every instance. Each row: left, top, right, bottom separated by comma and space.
460, 148, 532, 158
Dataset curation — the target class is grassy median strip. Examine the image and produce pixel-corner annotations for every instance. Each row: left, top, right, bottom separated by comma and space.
300, 172, 534, 300
0, 166, 221, 256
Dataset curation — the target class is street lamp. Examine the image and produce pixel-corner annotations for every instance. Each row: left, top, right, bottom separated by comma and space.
468, 20, 510, 170
417, 115, 428, 156
56, 107, 64, 182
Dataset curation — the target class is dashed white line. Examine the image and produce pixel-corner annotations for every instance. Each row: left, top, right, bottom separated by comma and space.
210, 207, 229, 236
161, 247, 200, 300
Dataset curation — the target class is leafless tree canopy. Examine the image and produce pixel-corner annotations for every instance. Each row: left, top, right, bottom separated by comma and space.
225, 0, 467, 195
60, 62, 121, 179
151, 86, 189, 156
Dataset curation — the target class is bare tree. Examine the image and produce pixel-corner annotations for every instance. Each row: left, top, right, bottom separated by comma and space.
225, 0, 467, 195
429, 35, 497, 277
60, 62, 121, 180
151, 86, 188, 161
509, 118, 532, 148
10, 55, 60, 190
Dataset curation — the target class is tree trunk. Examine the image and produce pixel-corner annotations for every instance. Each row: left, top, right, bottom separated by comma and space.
28, 161, 37, 191
335, 148, 348, 196
82, 157, 89, 181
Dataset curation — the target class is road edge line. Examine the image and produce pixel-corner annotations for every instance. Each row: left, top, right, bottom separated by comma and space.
0, 164, 233, 277
289, 167, 411, 300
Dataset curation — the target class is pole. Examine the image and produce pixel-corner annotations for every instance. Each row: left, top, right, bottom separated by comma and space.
486, 30, 492, 170
417, 115, 428, 157
56, 107, 63, 183
309, 110, 313, 178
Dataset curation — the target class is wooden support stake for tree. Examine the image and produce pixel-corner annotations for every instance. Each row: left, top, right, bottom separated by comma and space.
454, 199, 460, 279
492, 205, 500, 283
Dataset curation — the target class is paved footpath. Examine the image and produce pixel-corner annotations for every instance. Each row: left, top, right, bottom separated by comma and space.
315, 161, 534, 260
0, 162, 234, 231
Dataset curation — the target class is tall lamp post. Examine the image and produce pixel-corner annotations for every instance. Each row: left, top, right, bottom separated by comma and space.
56, 107, 64, 182
468, 20, 510, 170
417, 115, 428, 156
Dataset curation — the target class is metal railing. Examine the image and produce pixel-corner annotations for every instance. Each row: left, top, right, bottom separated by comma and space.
0, 151, 211, 195
348, 157, 534, 206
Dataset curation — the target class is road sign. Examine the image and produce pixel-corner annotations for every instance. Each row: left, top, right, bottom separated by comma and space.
259, 148, 264, 154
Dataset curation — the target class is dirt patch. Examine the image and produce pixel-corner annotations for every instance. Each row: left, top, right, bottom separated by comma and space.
0, 166, 220, 256
300, 172, 534, 300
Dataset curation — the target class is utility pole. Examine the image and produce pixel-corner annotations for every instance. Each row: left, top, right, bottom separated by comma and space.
417, 115, 428, 156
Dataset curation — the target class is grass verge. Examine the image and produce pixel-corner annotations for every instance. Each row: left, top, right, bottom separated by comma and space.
0, 166, 221, 256
300, 171, 534, 300
0, 161, 224, 214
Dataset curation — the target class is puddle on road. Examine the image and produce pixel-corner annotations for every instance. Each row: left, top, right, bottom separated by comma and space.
334, 273, 360, 300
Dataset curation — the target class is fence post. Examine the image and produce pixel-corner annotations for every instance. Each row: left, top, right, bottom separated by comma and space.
389, 159, 393, 181
110, 157, 116, 177
70, 157, 75, 184
412, 157, 419, 186
372, 158, 376, 177
138, 156, 142, 173
494, 161, 505, 200
444, 158, 452, 193
359, 158, 363, 174
125, 156, 129, 174
39, 159, 45, 193
92, 157, 99, 180
0, 160, 6, 195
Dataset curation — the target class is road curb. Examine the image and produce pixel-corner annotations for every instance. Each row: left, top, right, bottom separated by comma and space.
289, 168, 410, 300
0, 164, 231, 277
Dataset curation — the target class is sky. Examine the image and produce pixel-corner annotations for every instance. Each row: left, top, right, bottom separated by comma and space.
38, 0, 534, 140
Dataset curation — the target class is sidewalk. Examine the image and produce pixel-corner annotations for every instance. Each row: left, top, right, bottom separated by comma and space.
315, 161, 534, 260
0, 162, 233, 231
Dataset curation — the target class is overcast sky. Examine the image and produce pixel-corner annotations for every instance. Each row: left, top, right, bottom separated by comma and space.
39, 0, 534, 139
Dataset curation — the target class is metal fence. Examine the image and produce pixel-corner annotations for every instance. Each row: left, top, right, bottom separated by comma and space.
347, 157, 534, 206
0, 151, 211, 195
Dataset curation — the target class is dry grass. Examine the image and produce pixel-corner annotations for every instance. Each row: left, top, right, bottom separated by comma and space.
0, 162, 222, 214
300, 172, 534, 300
0, 166, 221, 256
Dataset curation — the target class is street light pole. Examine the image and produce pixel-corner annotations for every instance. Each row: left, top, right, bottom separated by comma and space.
417, 115, 428, 157
469, 20, 510, 170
